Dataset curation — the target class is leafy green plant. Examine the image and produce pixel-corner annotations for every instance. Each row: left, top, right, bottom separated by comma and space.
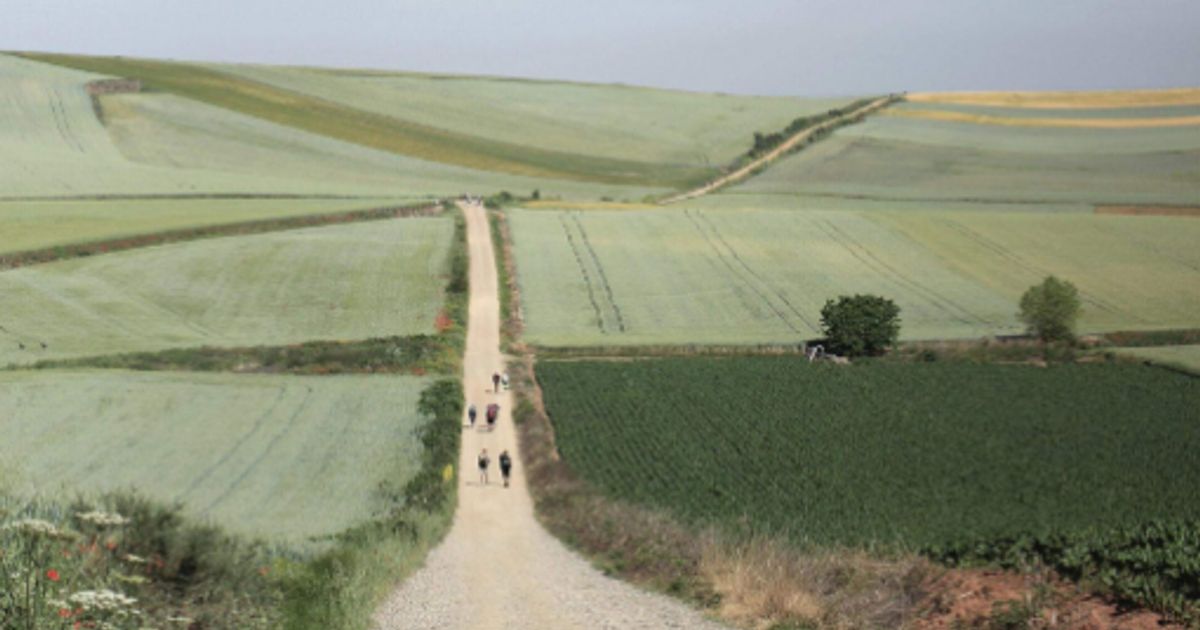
819, 294, 901, 356
1018, 276, 1081, 343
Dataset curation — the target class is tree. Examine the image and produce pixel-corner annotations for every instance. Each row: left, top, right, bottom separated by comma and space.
820, 294, 901, 357
1019, 276, 1081, 342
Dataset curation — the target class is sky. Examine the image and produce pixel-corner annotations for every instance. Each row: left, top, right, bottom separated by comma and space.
2, 0, 1198, 96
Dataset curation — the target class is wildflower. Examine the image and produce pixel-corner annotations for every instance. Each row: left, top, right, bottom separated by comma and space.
66, 589, 137, 612
105, 541, 117, 551
2, 518, 76, 540
75, 510, 129, 528
258, 566, 269, 576
47, 568, 60, 582
59, 608, 72, 618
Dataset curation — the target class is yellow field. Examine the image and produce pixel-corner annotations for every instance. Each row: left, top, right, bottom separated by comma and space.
884, 107, 1200, 129
907, 87, 1200, 109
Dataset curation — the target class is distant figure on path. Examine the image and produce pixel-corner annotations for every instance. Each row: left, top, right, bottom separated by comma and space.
492, 372, 501, 392
499, 450, 512, 488
501, 372, 510, 390
486, 403, 500, 431
478, 449, 490, 485
467, 403, 477, 429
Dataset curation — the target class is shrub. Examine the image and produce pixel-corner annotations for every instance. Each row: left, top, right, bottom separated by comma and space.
1018, 276, 1081, 343
819, 294, 901, 357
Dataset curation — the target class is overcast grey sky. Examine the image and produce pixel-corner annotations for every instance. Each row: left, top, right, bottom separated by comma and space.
3, 0, 1197, 96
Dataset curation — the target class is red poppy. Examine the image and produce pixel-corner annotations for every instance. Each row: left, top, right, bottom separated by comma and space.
46, 569, 60, 582
105, 541, 117, 551
58, 608, 72, 618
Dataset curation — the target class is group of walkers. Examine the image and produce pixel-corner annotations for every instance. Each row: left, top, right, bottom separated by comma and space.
476, 448, 513, 488
468, 370, 514, 488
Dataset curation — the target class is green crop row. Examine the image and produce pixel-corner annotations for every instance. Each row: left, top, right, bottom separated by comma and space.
537, 357, 1200, 620
929, 520, 1200, 624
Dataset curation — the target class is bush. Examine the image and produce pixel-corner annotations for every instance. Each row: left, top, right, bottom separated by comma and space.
819, 294, 901, 356
1018, 276, 1081, 343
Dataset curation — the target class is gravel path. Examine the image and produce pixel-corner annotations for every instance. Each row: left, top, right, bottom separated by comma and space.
372, 202, 728, 630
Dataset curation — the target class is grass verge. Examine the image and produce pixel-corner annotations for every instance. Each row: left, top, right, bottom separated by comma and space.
488, 207, 524, 350
1, 490, 281, 628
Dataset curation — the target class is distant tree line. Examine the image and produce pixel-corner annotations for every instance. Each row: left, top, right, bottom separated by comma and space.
746, 97, 879, 159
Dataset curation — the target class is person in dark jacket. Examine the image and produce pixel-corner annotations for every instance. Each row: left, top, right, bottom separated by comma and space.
498, 450, 513, 488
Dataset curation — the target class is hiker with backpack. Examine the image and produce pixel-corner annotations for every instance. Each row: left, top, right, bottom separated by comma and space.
492, 371, 501, 393
478, 448, 490, 485
499, 450, 513, 488
467, 403, 477, 429
486, 403, 499, 431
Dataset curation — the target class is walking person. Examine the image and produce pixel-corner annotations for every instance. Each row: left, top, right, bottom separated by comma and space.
467, 403, 477, 429
498, 450, 513, 488
486, 403, 499, 431
501, 372, 510, 391
477, 448, 490, 485
492, 371, 501, 393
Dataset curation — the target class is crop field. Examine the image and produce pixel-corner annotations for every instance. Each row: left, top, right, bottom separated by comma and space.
1116, 345, 1200, 374
0, 370, 429, 543
508, 208, 1200, 345
22, 52, 699, 188
0, 217, 453, 365
537, 357, 1200, 547
906, 87, 1200, 109
2, 53, 657, 203
0, 197, 416, 255
217, 62, 855, 169
717, 110, 1200, 207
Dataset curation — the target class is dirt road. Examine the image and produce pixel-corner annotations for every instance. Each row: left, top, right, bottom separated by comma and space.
372, 202, 727, 629
661, 96, 894, 204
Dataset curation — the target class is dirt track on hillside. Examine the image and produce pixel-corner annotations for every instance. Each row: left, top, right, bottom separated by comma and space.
661, 96, 893, 204
371, 202, 727, 629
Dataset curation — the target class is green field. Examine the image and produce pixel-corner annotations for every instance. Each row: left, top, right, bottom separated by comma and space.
23, 52, 714, 187
508, 208, 1200, 345
218, 62, 854, 169
2, 53, 658, 203
0, 217, 453, 365
538, 357, 1200, 546
715, 106, 1200, 208
0, 370, 429, 543
0, 197, 422, 255
1115, 345, 1200, 374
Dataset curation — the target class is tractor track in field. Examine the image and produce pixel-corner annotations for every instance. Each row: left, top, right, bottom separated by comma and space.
685, 209, 806, 334
558, 213, 609, 333
372, 202, 728, 630
816, 218, 993, 327
694, 209, 819, 332
936, 218, 1142, 321
569, 213, 627, 332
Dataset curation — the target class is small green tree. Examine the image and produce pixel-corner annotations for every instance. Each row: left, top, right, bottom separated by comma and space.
820, 294, 901, 357
1019, 276, 1081, 342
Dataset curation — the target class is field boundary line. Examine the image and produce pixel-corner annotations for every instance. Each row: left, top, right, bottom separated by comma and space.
661, 95, 898, 204
0, 201, 444, 270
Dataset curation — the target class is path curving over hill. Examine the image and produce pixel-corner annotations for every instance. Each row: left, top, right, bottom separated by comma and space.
661, 96, 895, 204
372, 202, 728, 630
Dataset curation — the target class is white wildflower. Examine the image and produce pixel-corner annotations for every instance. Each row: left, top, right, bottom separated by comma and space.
76, 510, 130, 527
2, 518, 76, 539
67, 589, 138, 612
